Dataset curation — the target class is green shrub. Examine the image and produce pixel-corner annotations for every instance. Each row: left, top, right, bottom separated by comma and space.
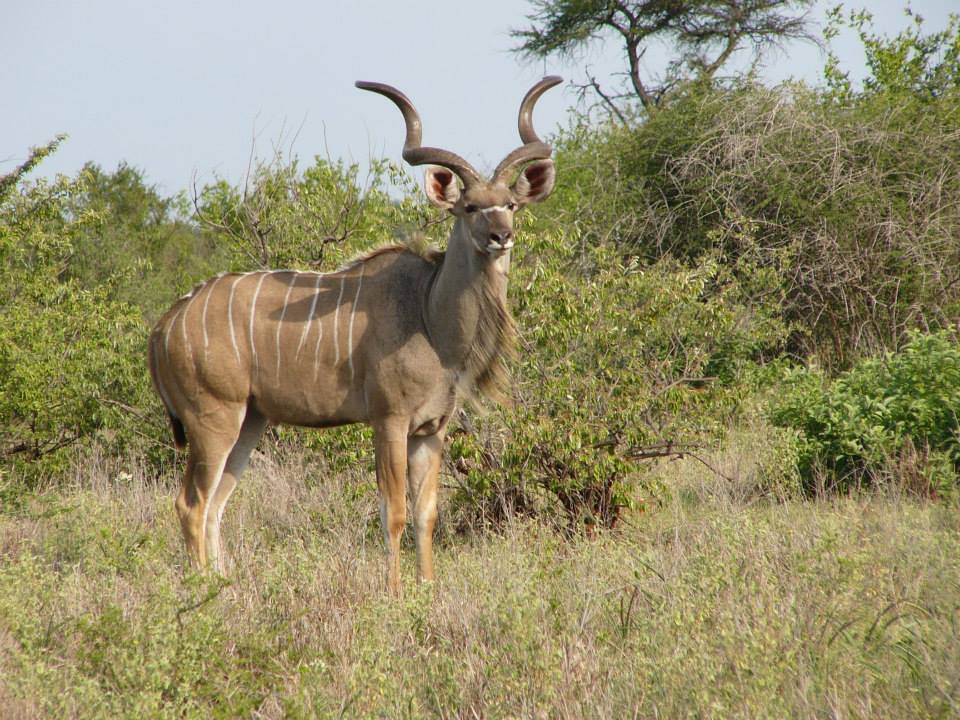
769, 330, 960, 498
187, 150, 792, 529
64, 162, 228, 325
447, 225, 788, 530
194, 154, 430, 272
0, 143, 163, 483
9, 6, 958, 525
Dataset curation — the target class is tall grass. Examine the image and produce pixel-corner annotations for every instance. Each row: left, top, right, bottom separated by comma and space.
1, 448, 958, 718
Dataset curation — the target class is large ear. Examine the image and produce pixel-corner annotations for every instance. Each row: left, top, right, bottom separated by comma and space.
512, 159, 555, 206
423, 166, 461, 209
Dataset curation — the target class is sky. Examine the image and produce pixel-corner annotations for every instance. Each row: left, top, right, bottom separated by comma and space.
2, 1, 955, 196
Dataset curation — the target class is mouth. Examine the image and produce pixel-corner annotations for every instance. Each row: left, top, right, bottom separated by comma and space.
484, 240, 514, 255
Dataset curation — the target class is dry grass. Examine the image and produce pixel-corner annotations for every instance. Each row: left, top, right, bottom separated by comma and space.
1, 447, 959, 719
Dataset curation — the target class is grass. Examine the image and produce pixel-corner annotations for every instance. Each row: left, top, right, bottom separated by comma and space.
1, 447, 959, 719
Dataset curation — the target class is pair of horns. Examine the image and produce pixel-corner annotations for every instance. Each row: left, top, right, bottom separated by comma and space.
355, 76, 562, 188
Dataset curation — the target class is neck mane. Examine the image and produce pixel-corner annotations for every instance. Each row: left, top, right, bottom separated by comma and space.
462, 262, 515, 404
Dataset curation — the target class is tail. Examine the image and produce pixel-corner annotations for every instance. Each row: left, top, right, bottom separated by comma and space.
148, 328, 188, 451
168, 412, 188, 450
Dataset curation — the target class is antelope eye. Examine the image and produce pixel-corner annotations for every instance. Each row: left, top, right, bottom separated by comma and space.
507, 202, 518, 211
464, 204, 477, 214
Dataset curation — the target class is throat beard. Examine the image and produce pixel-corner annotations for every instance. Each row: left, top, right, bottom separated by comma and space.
462, 274, 515, 405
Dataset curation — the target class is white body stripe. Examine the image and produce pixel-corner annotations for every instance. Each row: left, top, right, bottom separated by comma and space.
227, 274, 247, 366
201, 274, 225, 360
276, 272, 297, 381
347, 265, 364, 379
248, 272, 267, 372
297, 273, 323, 358
164, 307, 180, 358
180, 292, 199, 367
333, 275, 346, 366
313, 287, 326, 379
151, 335, 177, 415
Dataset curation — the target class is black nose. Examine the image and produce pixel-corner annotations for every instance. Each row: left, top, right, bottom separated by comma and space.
489, 230, 513, 244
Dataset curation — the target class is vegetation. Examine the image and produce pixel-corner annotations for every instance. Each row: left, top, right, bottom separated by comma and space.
771, 330, 960, 499
0, 143, 158, 482
2, 3, 960, 716
544, 17, 960, 364
2, 453, 958, 718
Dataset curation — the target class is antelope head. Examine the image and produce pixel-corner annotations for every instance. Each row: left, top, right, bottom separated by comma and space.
355, 76, 561, 258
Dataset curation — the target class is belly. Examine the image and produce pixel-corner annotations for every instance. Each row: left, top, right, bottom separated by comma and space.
251, 378, 367, 428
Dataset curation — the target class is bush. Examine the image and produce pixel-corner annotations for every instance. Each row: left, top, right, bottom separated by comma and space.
194, 154, 428, 272
64, 162, 228, 325
546, 11, 960, 367
447, 224, 788, 530
7, 8, 958, 521
0, 142, 163, 483
769, 330, 960, 498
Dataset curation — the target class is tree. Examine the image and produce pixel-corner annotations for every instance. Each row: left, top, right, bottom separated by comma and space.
0, 142, 159, 480
64, 162, 225, 323
512, 0, 817, 117
0, 135, 66, 201
193, 154, 430, 272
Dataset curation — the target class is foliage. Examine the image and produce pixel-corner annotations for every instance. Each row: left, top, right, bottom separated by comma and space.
0, 135, 66, 199
824, 6, 960, 101
0, 144, 436, 484
64, 163, 227, 324
0, 146, 162, 482
2, 465, 959, 718
770, 330, 960, 498
544, 7, 960, 366
183, 141, 791, 529
194, 154, 431, 271
447, 224, 788, 530
5, 4, 960, 519
512, 0, 816, 114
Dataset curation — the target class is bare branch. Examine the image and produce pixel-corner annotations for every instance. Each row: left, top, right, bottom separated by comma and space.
572, 70, 630, 123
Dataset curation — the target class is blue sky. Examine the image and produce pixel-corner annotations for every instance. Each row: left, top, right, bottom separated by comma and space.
2, 1, 955, 194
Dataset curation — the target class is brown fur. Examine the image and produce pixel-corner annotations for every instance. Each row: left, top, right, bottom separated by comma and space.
341, 239, 513, 404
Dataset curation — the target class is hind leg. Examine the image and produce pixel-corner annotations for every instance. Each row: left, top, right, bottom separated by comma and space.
175, 403, 245, 570
205, 407, 268, 572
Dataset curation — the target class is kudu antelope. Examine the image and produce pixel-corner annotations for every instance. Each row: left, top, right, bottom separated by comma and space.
149, 76, 561, 593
